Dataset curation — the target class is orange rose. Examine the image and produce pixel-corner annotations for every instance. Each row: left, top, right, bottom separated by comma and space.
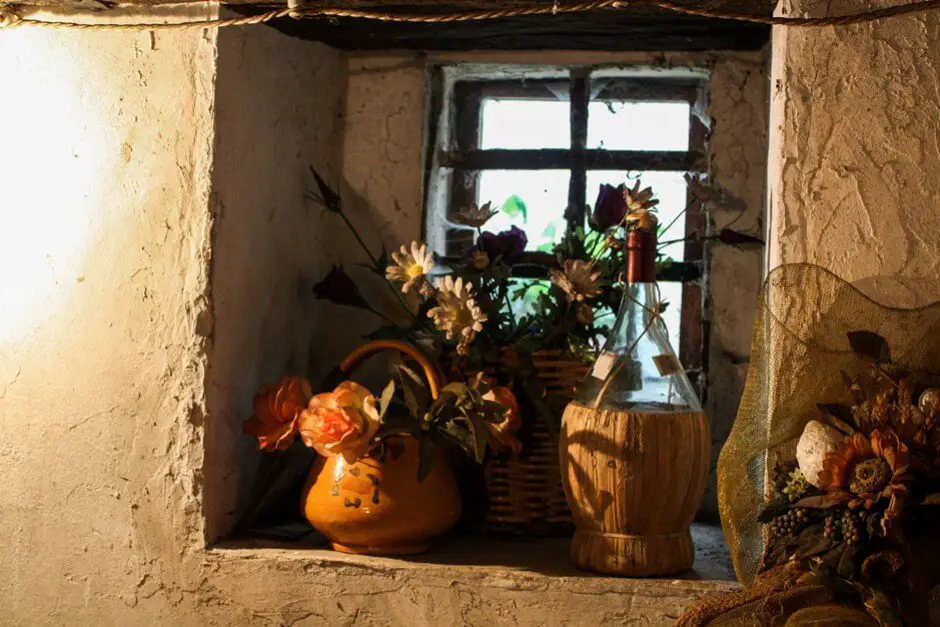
243, 376, 312, 452
484, 385, 523, 455
298, 381, 381, 462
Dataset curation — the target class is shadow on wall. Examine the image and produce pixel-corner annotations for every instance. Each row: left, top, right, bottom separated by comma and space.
202, 27, 349, 544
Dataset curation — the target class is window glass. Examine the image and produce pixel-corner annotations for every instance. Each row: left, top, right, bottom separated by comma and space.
476, 170, 570, 252
587, 101, 690, 151
656, 281, 684, 354
585, 170, 689, 262
480, 99, 570, 149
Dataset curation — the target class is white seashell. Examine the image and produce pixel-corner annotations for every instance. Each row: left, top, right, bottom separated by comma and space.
796, 420, 845, 489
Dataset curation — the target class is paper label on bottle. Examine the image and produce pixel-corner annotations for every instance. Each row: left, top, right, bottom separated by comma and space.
653, 354, 682, 376
592, 351, 617, 380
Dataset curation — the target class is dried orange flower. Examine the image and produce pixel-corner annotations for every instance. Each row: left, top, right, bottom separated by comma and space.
244, 376, 312, 452
819, 430, 912, 520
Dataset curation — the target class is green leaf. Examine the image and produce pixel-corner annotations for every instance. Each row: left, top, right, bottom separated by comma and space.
396, 364, 429, 416
441, 382, 468, 396
501, 195, 528, 222
467, 413, 489, 463
847, 330, 891, 363
379, 380, 395, 419
416, 436, 438, 483
541, 222, 556, 241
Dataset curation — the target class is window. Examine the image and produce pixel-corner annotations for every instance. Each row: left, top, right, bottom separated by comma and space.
425, 68, 709, 390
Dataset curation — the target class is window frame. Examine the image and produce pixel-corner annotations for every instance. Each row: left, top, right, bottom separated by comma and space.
428, 68, 710, 390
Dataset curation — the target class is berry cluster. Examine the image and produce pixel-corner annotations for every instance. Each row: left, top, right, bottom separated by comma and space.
824, 509, 865, 545
769, 508, 808, 538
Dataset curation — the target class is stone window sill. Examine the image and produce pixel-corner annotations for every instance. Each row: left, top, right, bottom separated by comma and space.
208, 523, 737, 624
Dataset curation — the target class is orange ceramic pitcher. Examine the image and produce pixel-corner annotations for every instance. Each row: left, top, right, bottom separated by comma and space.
301, 340, 462, 555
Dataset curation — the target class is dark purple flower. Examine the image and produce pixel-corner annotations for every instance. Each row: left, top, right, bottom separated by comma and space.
591, 183, 628, 231
476, 226, 528, 261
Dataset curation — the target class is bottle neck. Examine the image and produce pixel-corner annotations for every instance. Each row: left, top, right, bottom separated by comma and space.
625, 229, 657, 284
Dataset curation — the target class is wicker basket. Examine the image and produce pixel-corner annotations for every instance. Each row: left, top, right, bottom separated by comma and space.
476, 349, 591, 535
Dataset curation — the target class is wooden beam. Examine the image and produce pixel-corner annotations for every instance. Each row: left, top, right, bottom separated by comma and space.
440, 149, 705, 172
565, 70, 590, 229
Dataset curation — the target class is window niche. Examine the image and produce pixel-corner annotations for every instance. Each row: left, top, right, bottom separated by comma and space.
212, 49, 767, 600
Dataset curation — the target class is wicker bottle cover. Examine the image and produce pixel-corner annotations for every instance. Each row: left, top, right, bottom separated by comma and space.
559, 224, 709, 576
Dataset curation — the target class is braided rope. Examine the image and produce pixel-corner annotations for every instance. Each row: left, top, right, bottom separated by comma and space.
1, 0, 940, 31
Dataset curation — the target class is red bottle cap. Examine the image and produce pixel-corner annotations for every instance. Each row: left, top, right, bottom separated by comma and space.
626, 229, 657, 284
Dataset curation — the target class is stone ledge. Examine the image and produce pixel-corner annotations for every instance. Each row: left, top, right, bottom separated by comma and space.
206, 524, 737, 625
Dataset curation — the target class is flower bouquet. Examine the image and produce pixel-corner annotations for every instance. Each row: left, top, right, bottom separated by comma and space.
243, 339, 519, 554
754, 336, 940, 625
679, 265, 940, 627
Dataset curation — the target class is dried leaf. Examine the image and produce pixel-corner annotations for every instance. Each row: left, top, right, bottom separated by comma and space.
795, 525, 834, 559
921, 492, 940, 505
837, 544, 860, 579
842, 371, 866, 405
794, 495, 840, 509
864, 588, 903, 627
847, 330, 891, 364
758, 497, 791, 523
817, 403, 858, 434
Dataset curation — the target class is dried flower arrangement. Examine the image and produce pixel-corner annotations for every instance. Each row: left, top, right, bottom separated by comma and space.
307, 167, 704, 368
757, 331, 940, 625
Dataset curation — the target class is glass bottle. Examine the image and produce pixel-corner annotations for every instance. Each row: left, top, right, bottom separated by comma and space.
574, 228, 701, 413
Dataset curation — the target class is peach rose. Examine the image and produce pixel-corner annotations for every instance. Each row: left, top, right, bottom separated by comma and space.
484, 385, 523, 455
243, 376, 312, 452
298, 381, 381, 462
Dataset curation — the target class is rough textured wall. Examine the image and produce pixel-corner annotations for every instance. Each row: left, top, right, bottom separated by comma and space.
701, 52, 768, 518
0, 26, 217, 621
204, 27, 345, 543
767, 1, 940, 283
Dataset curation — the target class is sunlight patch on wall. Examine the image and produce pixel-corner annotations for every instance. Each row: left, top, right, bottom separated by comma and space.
0, 30, 107, 345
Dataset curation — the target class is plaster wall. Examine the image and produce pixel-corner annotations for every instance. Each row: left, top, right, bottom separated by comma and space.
767, 1, 940, 290
339, 50, 769, 518
0, 26, 218, 621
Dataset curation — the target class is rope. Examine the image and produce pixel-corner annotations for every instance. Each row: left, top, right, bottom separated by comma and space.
0, 6, 293, 30
1, 0, 940, 32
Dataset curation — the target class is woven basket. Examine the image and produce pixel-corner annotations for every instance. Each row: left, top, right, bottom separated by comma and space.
477, 349, 591, 535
